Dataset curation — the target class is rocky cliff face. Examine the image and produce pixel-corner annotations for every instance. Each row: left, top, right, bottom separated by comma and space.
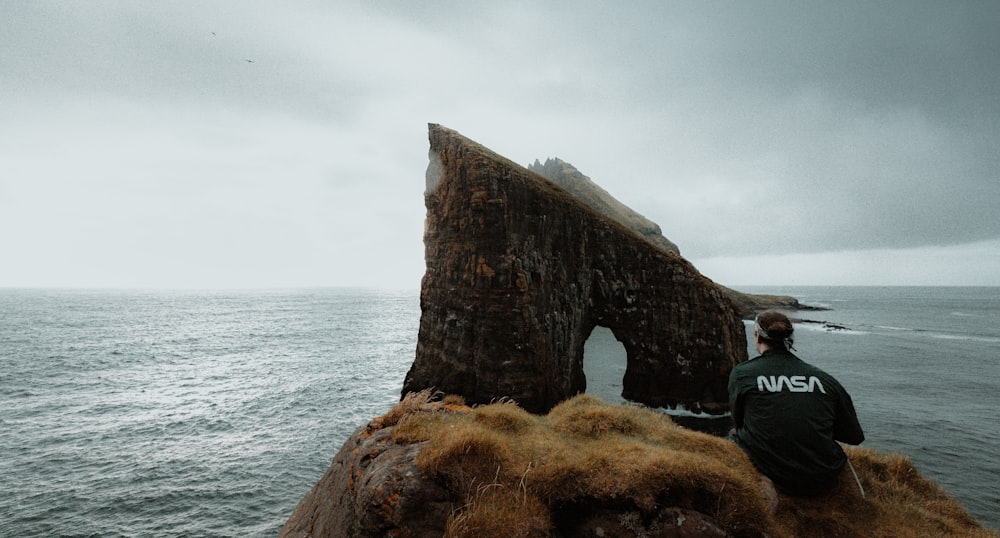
402, 125, 747, 414
527, 157, 681, 255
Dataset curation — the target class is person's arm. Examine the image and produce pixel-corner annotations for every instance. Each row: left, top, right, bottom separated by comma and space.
728, 369, 744, 429
833, 387, 865, 445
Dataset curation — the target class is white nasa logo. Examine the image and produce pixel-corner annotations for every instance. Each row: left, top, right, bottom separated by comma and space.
757, 375, 826, 394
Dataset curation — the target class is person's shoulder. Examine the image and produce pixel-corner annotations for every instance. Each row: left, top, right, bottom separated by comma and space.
791, 354, 832, 375
732, 355, 765, 376
794, 357, 848, 388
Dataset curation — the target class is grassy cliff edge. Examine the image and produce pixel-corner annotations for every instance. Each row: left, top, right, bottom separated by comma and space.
386, 392, 994, 537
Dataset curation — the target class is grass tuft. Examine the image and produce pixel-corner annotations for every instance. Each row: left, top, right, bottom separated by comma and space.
415, 422, 515, 493
444, 472, 551, 538
441, 394, 466, 406
471, 400, 535, 433
381, 389, 437, 428
547, 395, 651, 438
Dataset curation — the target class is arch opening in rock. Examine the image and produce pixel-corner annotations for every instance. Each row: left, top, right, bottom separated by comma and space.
582, 325, 628, 404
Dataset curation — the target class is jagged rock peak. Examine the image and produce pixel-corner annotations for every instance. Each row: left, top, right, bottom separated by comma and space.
528, 157, 680, 255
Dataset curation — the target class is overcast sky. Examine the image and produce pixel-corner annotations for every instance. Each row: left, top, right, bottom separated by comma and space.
2, 1, 998, 288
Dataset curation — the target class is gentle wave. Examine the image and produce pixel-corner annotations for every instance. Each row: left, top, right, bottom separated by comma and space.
927, 332, 1000, 344
871, 324, 1000, 343
873, 324, 916, 332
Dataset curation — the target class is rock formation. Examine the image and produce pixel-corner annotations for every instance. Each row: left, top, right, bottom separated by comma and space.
282, 126, 996, 538
402, 124, 747, 414
719, 286, 827, 319
280, 395, 750, 537
527, 157, 681, 255
279, 415, 456, 537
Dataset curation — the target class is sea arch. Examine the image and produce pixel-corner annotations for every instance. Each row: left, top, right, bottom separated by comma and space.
402, 125, 747, 413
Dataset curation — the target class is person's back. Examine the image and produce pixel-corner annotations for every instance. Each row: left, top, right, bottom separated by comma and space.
729, 311, 864, 496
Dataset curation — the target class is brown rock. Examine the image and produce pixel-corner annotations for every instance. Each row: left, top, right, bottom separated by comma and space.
564, 507, 730, 537
402, 124, 747, 414
279, 422, 456, 538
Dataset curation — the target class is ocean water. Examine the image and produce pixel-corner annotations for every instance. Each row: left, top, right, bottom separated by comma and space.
1, 286, 997, 536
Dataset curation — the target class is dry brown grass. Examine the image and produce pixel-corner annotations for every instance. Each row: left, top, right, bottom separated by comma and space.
379, 389, 471, 440
389, 394, 997, 538
444, 469, 551, 538
800, 446, 997, 538
380, 389, 437, 427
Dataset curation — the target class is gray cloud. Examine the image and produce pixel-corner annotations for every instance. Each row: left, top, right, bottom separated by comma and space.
528, 1, 1000, 256
1, 1, 997, 286
1, 2, 374, 122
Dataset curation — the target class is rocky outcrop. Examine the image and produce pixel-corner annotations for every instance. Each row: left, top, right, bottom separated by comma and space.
720, 286, 828, 319
402, 125, 747, 414
528, 157, 681, 255
282, 394, 997, 538
280, 395, 756, 538
279, 411, 459, 538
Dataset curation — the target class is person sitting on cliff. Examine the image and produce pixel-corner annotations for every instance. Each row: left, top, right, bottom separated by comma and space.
728, 310, 865, 497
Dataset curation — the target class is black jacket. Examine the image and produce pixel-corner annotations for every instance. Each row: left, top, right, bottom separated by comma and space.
729, 348, 864, 495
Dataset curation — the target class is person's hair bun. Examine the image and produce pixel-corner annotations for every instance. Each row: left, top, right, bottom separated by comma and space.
757, 311, 794, 340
